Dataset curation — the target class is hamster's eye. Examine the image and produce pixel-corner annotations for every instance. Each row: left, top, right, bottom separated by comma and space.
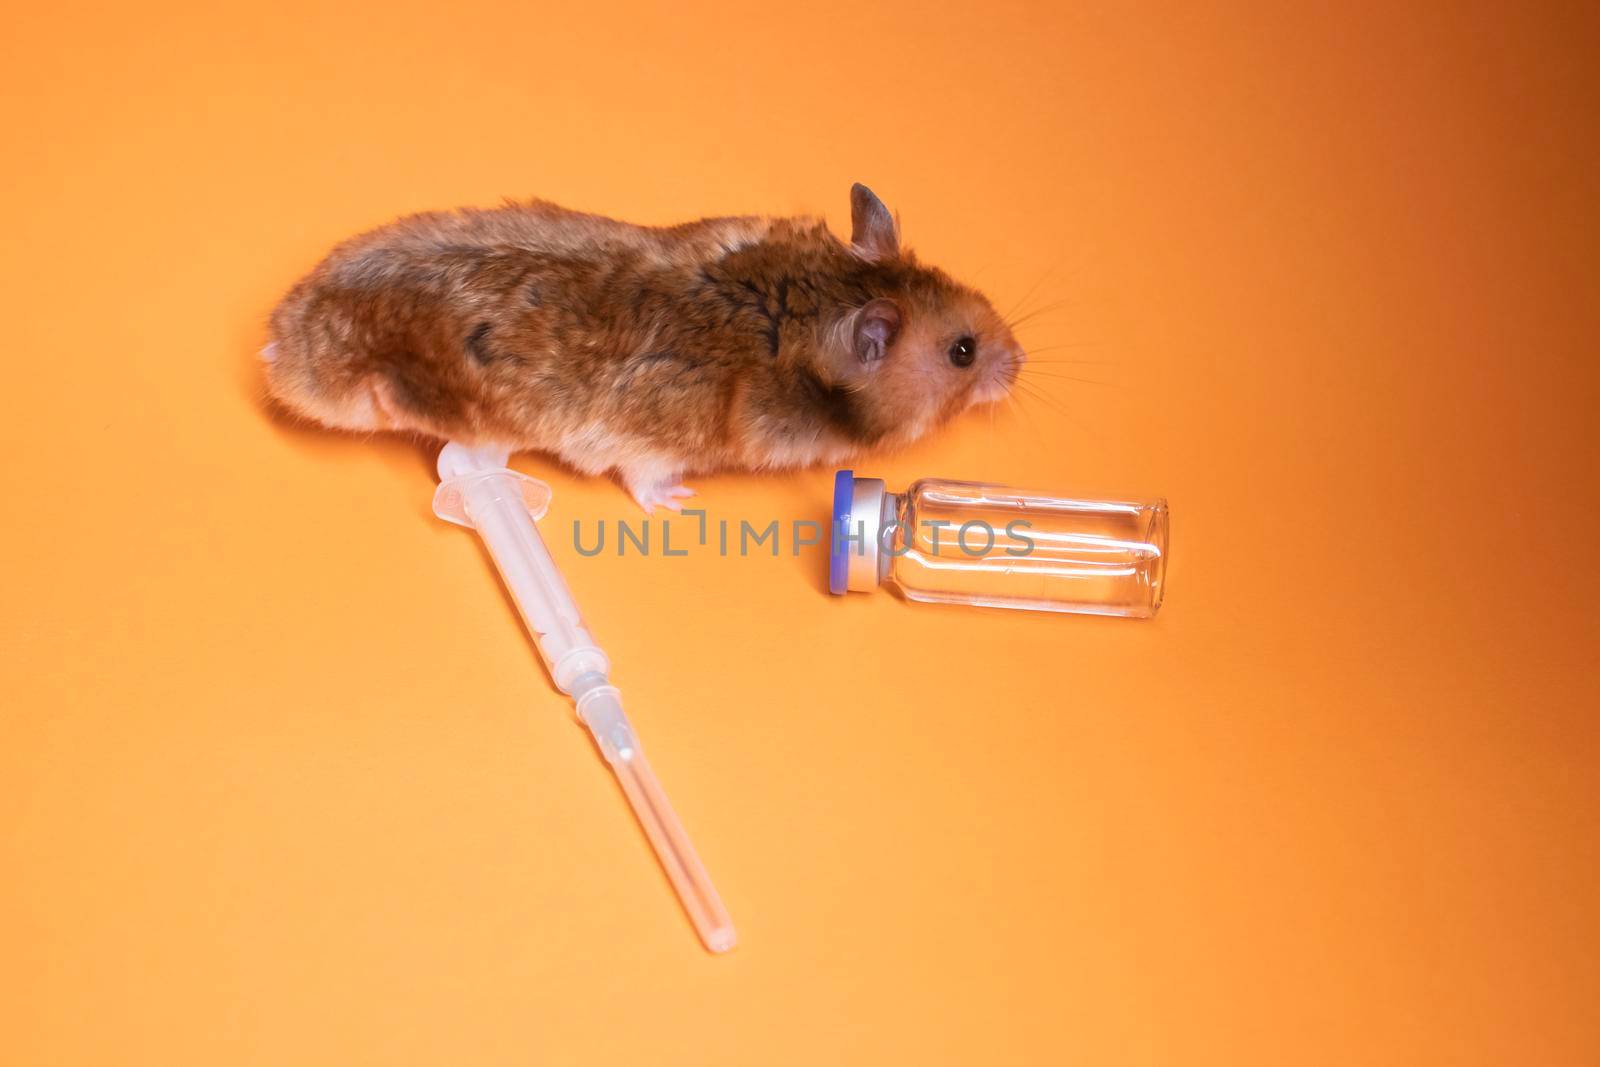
949, 336, 977, 368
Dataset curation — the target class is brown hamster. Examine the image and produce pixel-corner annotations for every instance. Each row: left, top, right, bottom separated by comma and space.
264, 183, 1025, 510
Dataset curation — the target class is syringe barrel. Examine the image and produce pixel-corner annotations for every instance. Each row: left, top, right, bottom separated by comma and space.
434, 455, 608, 691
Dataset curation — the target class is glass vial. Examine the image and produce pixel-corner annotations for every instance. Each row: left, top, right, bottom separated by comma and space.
828, 471, 1168, 617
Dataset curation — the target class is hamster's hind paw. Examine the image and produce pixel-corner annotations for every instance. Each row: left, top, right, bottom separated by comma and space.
626, 477, 696, 514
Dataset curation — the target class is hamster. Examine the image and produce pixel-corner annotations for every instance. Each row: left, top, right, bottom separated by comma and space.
264, 183, 1025, 511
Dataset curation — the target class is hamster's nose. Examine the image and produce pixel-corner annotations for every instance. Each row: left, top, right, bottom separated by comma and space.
1007, 343, 1028, 376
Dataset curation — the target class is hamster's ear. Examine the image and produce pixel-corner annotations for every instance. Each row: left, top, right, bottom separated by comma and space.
853, 298, 902, 366
850, 183, 899, 260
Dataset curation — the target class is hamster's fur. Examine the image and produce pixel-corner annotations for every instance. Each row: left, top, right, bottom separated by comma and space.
266, 184, 1024, 510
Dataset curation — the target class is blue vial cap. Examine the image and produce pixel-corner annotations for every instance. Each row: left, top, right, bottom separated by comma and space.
828, 469, 854, 595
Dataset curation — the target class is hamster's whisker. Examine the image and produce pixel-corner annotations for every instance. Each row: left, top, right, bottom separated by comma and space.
1009, 386, 1043, 437
1002, 261, 1062, 322
1005, 389, 1033, 434
1008, 294, 1073, 317
1000, 391, 1024, 441
1006, 300, 1078, 331
1019, 368, 1116, 388
1011, 379, 1081, 424
1017, 340, 1111, 354
1022, 357, 1116, 366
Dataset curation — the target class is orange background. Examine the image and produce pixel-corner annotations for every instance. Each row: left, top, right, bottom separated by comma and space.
3, 2, 1597, 1063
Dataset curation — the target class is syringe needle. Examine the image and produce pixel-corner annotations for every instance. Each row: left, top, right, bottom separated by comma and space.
611, 750, 738, 953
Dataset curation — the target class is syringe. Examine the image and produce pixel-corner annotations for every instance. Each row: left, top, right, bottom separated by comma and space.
432, 443, 736, 953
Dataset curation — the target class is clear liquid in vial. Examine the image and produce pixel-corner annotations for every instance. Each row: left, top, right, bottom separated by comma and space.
890, 479, 1167, 616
